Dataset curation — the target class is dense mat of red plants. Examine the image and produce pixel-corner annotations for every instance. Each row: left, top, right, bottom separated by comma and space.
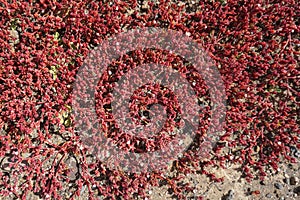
0, 0, 299, 199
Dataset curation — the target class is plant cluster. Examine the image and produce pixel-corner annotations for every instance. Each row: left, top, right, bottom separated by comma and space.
0, 0, 299, 199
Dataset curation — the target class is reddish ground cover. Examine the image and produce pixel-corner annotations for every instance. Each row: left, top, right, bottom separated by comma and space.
0, 0, 299, 199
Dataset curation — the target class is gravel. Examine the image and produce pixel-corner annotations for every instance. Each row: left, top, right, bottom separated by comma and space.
266, 193, 272, 198
275, 182, 283, 190
294, 186, 300, 195
222, 190, 234, 200
290, 177, 298, 185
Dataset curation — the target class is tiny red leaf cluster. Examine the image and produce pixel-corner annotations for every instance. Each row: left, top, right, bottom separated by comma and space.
0, 0, 299, 199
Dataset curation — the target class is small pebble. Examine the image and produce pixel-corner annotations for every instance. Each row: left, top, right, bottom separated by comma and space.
260, 180, 266, 185
290, 177, 298, 185
284, 178, 290, 185
294, 186, 300, 195
294, 151, 300, 158
266, 193, 272, 198
288, 164, 294, 169
290, 146, 297, 153
222, 190, 234, 200
290, 146, 300, 158
274, 182, 283, 190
